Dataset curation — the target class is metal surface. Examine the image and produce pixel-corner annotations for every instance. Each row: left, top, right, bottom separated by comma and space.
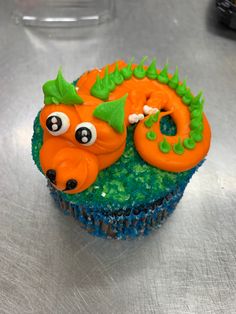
0, 0, 236, 313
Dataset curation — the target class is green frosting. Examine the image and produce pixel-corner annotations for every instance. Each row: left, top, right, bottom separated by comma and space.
121, 58, 134, 80
173, 138, 185, 155
112, 63, 124, 85
190, 117, 203, 130
159, 137, 171, 153
133, 56, 148, 79
191, 108, 202, 119
190, 92, 203, 108
43, 69, 84, 105
146, 58, 158, 79
146, 130, 157, 141
190, 130, 203, 142
168, 67, 179, 89
90, 75, 109, 101
182, 89, 193, 105
157, 63, 169, 84
183, 137, 196, 150
93, 94, 127, 133
103, 66, 116, 92
176, 79, 187, 97
144, 111, 160, 128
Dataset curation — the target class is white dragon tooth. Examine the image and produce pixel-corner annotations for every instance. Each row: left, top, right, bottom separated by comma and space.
138, 114, 144, 120
143, 105, 151, 115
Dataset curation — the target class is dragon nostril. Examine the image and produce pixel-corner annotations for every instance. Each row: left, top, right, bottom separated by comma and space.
46, 169, 56, 184
65, 179, 78, 191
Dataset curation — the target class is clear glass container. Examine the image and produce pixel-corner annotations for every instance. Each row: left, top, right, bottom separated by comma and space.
14, 0, 115, 27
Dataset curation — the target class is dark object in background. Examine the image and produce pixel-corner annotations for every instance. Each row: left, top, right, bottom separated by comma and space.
216, 0, 236, 29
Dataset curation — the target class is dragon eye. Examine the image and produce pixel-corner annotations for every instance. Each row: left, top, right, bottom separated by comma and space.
46, 112, 70, 136
75, 122, 97, 146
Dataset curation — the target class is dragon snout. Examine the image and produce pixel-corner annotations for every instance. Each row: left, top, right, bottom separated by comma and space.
44, 148, 99, 194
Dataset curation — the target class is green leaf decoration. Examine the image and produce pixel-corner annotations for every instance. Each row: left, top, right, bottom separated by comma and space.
42, 69, 84, 105
93, 94, 128, 133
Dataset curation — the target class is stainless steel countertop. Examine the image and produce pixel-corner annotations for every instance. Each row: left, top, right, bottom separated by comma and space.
1, 1, 236, 313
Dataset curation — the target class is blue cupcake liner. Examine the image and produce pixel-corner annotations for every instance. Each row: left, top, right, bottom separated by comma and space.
48, 182, 188, 239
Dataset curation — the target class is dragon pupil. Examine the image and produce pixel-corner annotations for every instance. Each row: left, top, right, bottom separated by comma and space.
75, 127, 92, 143
46, 116, 62, 132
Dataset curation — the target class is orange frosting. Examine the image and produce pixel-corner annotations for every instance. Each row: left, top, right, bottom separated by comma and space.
39, 60, 211, 194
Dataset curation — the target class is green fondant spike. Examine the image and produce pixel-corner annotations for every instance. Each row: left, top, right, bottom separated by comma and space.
103, 66, 116, 92
183, 137, 196, 150
176, 79, 188, 96
190, 117, 203, 130
43, 68, 84, 105
191, 91, 203, 107
113, 63, 124, 85
168, 67, 179, 89
121, 57, 134, 80
133, 56, 148, 79
146, 58, 158, 79
158, 63, 169, 84
146, 130, 157, 141
159, 137, 171, 153
191, 108, 202, 119
182, 89, 193, 105
90, 74, 109, 101
93, 94, 128, 133
173, 137, 184, 155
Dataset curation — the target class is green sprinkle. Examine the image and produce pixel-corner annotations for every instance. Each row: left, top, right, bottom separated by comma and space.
146, 130, 157, 141
168, 67, 179, 89
183, 137, 196, 150
133, 56, 148, 79
159, 137, 171, 153
146, 58, 158, 79
90, 75, 109, 101
121, 57, 134, 79
113, 63, 124, 85
173, 137, 184, 155
176, 79, 188, 96
182, 89, 193, 105
157, 63, 169, 84
190, 130, 203, 142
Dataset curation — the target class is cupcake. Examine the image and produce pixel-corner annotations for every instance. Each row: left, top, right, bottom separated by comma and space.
32, 57, 211, 239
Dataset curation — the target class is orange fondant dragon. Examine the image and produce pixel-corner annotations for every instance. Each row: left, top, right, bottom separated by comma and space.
39, 58, 211, 194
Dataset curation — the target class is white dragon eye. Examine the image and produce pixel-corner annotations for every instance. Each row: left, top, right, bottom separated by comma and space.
75, 122, 97, 146
46, 112, 70, 136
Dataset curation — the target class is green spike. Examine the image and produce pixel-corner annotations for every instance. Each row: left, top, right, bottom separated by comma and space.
191, 91, 203, 107
190, 130, 203, 142
93, 94, 128, 133
121, 57, 134, 80
176, 79, 188, 96
146, 130, 157, 141
146, 58, 158, 79
190, 117, 203, 130
159, 137, 171, 153
43, 68, 84, 105
182, 89, 193, 105
144, 111, 160, 128
113, 63, 124, 85
102, 66, 116, 92
168, 67, 179, 89
158, 63, 169, 84
90, 74, 109, 101
183, 137, 196, 150
191, 108, 202, 119
133, 56, 148, 79
173, 137, 185, 155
